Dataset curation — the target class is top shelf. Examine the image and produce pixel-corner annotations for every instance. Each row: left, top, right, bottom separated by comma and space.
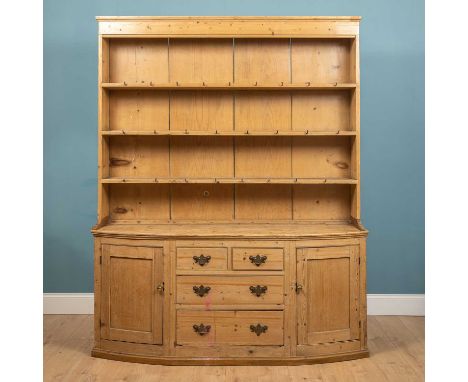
96, 16, 361, 21
101, 82, 357, 90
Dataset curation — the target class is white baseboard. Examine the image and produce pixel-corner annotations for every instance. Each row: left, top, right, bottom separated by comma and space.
43, 293, 425, 316
43, 293, 94, 314
367, 294, 425, 316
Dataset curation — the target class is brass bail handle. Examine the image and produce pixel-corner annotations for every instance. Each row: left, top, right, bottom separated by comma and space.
250, 323, 268, 336
249, 254, 268, 266
249, 285, 268, 297
193, 323, 211, 336
193, 254, 211, 266
193, 285, 211, 297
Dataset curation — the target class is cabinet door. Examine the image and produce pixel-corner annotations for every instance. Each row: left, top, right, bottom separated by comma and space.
297, 246, 359, 347
101, 244, 163, 344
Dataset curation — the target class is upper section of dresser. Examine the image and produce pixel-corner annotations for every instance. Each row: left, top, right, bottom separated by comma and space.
93, 17, 365, 238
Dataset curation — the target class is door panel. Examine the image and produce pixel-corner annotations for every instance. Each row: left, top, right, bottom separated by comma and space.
297, 246, 359, 346
101, 245, 163, 344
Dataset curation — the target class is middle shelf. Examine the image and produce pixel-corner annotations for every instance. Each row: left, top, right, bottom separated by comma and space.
101, 130, 357, 137
101, 177, 358, 185
101, 82, 357, 90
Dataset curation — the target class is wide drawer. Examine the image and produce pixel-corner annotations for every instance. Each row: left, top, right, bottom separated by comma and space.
176, 310, 284, 345
176, 275, 284, 305
232, 247, 284, 270
176, 247, 227, 270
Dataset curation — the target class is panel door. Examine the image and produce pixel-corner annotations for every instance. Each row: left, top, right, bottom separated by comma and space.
101, 244, 164, 344
297, 246, 360, 346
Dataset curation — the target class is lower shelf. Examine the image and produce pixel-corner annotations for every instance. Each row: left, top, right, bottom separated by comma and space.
101, 177, 358, 185
91, 348, 369, 366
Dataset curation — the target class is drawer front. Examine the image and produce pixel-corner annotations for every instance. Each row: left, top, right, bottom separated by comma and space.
232, 247, 284, 270
176, 310, 284, 345
176, 275, 284, 305
176, 247, 227, 270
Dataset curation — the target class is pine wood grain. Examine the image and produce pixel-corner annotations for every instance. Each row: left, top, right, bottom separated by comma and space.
109, 39, 169, 83
176, 275, 284, 305
169, 39, 233, 83
93, 16, 368, 365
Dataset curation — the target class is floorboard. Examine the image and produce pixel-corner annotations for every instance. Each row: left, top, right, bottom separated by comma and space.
43, 315, 424, 382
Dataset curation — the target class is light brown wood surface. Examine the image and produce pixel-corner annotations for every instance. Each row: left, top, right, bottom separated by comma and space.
176, 275, 284, 305
176, 310, 284, 346
100, 245, 164, 344
93, 222, 366, 239
102, 82, 357, 89
98, 18, 362, 224
94, 16, 367, 365
232, 247, 284, 270
44, 315, 424, 381
97, 16, 360, 37
297, 246, 359, 349
176, 247, 228, 270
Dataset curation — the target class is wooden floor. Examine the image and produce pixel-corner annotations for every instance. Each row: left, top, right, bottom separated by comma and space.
44, 315, 424, 381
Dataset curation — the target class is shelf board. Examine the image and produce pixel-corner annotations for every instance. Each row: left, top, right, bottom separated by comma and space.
101, 130, 357, 137
101, 82, 357, 90
101, 177, 358, 185
92, 222, 368, 239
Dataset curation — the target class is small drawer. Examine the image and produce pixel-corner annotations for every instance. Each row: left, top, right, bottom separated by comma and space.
232, 248, 284, 270
176, 275, 284, 305
176, 310, 284, 345
176, 247, 227, 270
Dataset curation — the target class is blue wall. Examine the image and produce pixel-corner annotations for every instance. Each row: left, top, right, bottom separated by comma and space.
44, 0, 424, 293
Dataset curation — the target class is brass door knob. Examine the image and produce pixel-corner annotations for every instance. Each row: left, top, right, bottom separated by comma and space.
295, 284, 303, 293
156, 283, 165, 293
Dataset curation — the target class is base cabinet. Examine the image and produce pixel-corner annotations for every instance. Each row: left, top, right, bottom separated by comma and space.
93, 237, 367, 365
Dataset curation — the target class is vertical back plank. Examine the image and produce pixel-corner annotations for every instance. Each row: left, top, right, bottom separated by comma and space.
293, 185, 351, 221
292, 91, 351, 132
109, 39, 169, 83
292, 137, 351, 178
235, 92, 291, 131
291, 39, 351, 83
170, 137, 234, 177
235, 137, 291, 177
235, 185, 292, 220
109, 184, 170, 222
171, 184, 234, 220
109, 91, 169, 131
109, 136, 169, 178
169, 39, 233, 82
234, 39, 290, 83
170, 92, 233, 131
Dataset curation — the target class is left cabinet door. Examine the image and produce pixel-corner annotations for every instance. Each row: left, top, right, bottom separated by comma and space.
100, 244, 164, 344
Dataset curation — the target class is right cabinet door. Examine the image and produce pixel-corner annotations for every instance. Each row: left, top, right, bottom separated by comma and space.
296, 245, 360, 355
